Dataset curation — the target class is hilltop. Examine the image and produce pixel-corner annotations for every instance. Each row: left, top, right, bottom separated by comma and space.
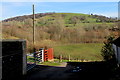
3, 13, 117, 23
3, 13, 54, 22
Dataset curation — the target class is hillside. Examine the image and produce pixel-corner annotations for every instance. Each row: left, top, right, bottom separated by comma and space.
3, 13, 117, 23
2, 13, 119, 53
3, 13, 54, 22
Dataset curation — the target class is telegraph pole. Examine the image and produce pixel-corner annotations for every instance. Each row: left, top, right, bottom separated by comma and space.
33, 4, 36, 64
33, 4, 35, 51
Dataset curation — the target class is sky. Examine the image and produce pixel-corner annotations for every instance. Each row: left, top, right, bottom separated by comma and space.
1, 2, 119, 20
1, 0, 119, 2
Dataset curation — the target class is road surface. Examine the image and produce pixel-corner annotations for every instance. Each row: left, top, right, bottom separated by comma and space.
25, 62, 115, 80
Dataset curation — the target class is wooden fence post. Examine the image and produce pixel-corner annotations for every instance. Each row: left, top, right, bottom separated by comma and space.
59, 54, 62, 62
68, 55, 70, 61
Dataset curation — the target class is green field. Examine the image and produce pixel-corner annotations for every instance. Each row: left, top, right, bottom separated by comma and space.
27, 43, 104, 64
53, 43, 103, 61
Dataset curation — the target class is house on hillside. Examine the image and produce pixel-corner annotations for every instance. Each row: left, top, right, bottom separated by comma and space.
112, 37, 120, 67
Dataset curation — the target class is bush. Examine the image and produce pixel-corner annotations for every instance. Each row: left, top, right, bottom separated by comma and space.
101, 36, 116, 62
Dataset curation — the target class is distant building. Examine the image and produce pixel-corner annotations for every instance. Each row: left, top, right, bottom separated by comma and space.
112, 37, 120, 67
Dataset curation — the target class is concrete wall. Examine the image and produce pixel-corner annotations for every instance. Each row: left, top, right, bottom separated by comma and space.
0, 40, 2, 80
112, 44, 117, 59
117, 47, 120, 65
112, 44, 120, 66
0, 39, 26, 80
118, 1, 120, 36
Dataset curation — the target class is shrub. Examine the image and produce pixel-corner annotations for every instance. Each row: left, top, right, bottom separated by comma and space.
101, 36, 116, 62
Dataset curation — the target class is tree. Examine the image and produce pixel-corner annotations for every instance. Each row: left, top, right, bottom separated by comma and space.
69, 16, 78, 25
101, 36, 116, 62
47, 15, 65, 41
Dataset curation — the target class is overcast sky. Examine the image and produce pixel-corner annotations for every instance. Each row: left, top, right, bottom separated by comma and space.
1, 2, 119, 20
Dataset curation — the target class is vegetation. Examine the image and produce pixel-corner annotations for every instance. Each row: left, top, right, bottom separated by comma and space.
2, 13, 119, 60
53, 43, 103, 60
40, 61, 61, 66
27, 56, 35, 63
101, 36, 116, 61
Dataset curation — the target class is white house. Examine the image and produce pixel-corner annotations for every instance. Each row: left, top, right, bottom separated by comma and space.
112, 37, 120, 67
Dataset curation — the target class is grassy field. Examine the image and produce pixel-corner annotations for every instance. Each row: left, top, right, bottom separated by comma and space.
27, 43, 104, 67
27, 43, 104, 62
27, 43, 103, 66
53, 43, 103, 61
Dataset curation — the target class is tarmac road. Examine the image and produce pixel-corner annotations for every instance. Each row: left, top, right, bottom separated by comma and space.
25, 61, 114, 80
